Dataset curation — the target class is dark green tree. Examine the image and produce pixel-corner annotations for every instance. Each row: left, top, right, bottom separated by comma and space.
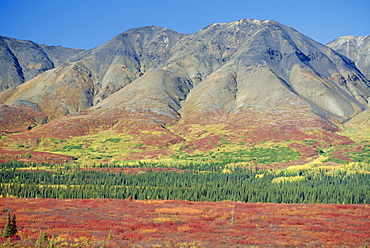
2, 212, 12, 238
10, 214, 17, 237
2, 212, 17, 238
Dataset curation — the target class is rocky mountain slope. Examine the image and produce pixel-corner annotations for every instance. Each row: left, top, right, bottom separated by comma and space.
0, 27, 185, 128
0, 19, 369, 164
0, 36, 85, 91
327, 35, 370, 79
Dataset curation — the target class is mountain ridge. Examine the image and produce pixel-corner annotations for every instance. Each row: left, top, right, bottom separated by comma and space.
0, 35, 85, 90
0, 19, 369, 164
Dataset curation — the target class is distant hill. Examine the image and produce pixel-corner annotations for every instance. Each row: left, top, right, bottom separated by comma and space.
0, 19, 369, 165
327, 35, 370, 79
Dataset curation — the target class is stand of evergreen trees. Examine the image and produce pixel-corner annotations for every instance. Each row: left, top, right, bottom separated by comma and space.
0, 161, 369, 204
1, 212, 17, 238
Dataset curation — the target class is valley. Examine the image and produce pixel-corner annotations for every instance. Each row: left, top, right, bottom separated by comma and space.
0, 19, 369, 247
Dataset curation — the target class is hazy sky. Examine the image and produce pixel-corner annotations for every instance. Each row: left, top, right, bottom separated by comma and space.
1, 0, 369, 49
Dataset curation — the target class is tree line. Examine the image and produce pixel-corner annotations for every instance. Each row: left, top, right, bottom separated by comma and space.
0, 161, 369, 204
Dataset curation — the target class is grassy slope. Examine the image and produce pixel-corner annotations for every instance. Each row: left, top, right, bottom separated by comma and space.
0, 107, 368, 168
340, 109, 370, 142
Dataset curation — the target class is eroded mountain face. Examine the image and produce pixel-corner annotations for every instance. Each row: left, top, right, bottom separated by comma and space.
327, 35, 370, 80
0, 19, 369, 153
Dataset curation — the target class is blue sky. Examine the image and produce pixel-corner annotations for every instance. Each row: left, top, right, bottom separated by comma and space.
1, 0, 369, 49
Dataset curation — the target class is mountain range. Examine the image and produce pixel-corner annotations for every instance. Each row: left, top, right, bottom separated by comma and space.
0, 19, 369, 164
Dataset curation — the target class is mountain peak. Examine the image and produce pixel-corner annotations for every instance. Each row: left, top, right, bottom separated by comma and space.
117, 25, 183, 36
202, 19, 281, 31
329, 35, 369, 42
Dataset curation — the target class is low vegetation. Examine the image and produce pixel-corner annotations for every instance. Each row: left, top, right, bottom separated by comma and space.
171, 146, 300, 164
0, 115, 369, 246
1, 198, 369, 247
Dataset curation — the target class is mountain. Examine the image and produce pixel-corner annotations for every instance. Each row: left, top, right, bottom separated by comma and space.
0, 36, 85, 133
0, 36, 85, 91
0, 27, 184, 128
327, 35, 370, 79
0, 19, 369, 164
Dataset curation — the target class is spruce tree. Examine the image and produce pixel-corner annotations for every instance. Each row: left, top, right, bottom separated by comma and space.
10, 214, 17, 237
2, 212, 12, 238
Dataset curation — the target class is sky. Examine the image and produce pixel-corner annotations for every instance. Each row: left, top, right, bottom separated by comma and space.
0, 0, 369, 50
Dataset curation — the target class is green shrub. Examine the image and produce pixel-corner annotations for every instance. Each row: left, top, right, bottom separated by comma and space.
104, 138, 121, 143
62, 144, 83, 151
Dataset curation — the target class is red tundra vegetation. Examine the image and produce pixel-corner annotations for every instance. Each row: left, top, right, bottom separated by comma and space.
0, 198, 369, 247
0, 149, 75, 164
80, 167, 185, 174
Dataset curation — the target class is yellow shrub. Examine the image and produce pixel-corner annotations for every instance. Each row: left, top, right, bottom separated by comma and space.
271, 176, 305, 184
